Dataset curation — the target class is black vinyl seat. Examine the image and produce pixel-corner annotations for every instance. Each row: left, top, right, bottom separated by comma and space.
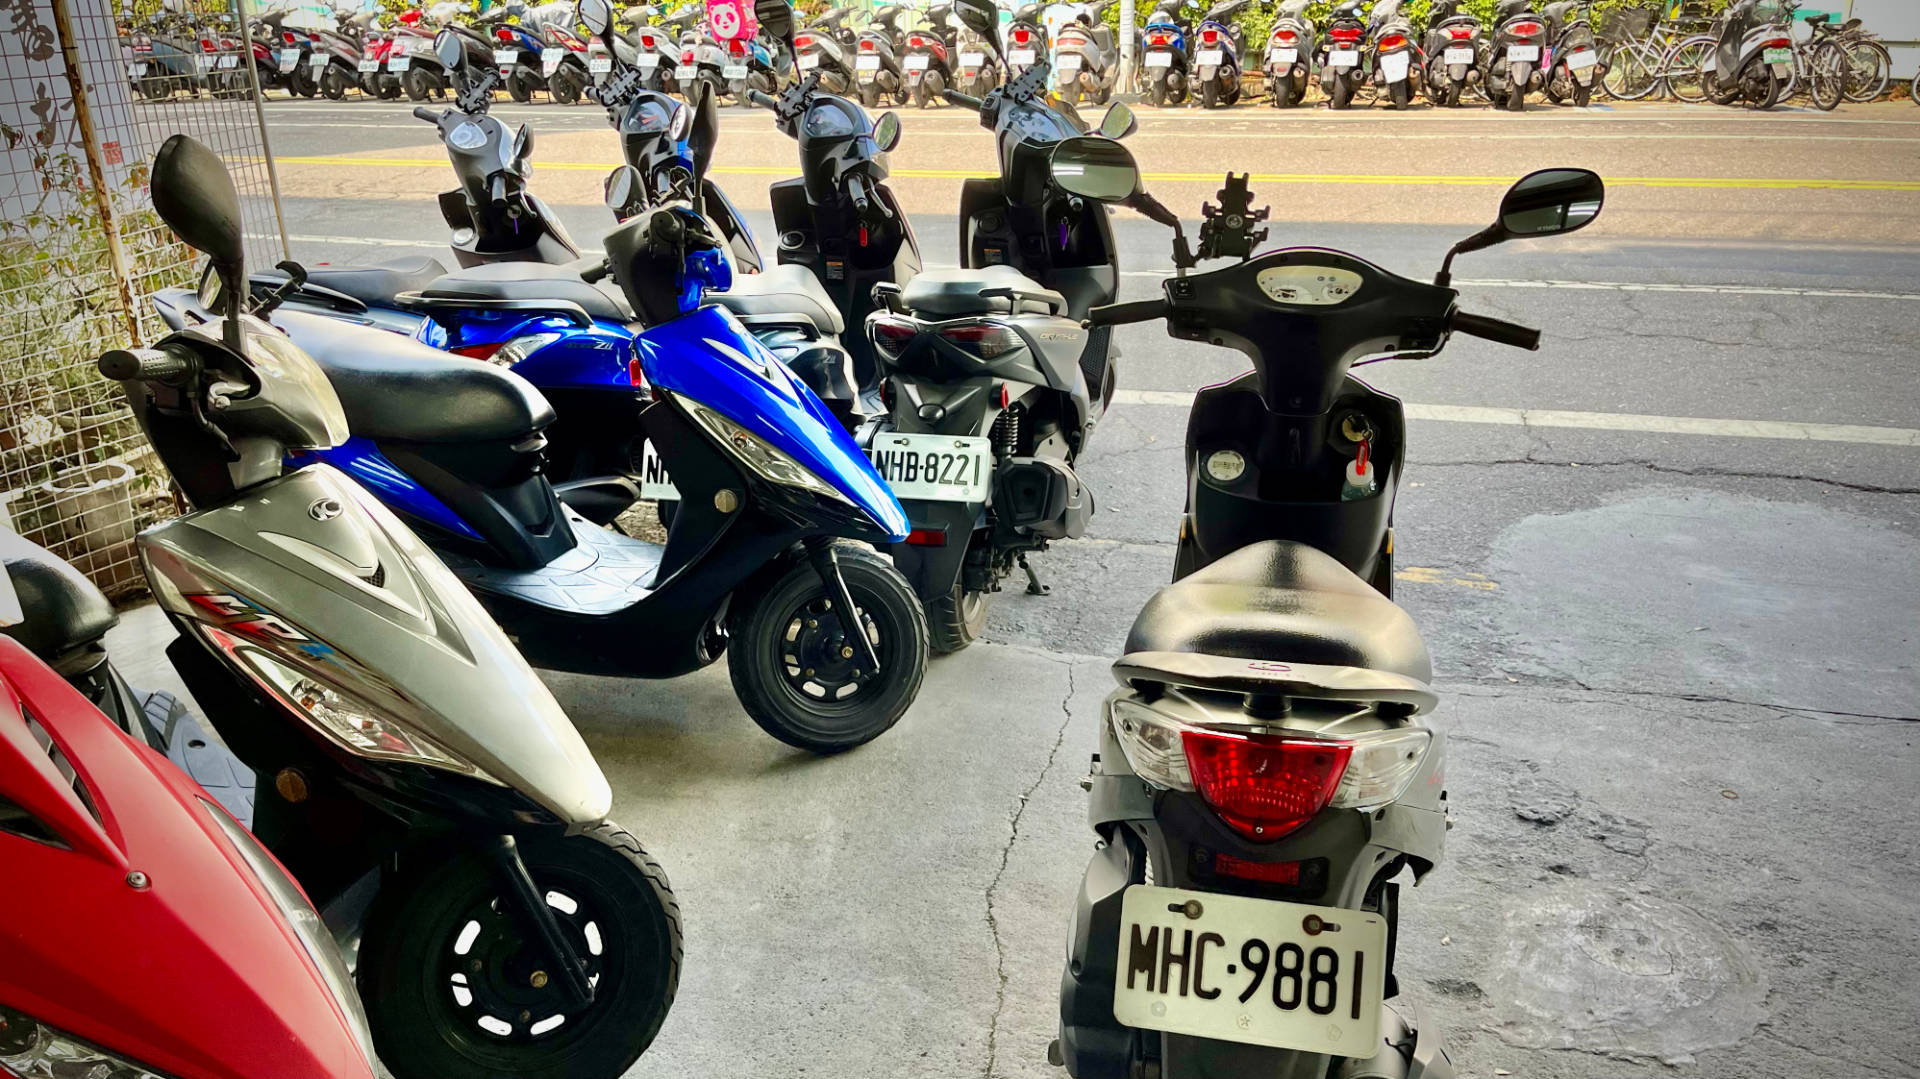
294, 256, 449, 307
1124, 539, 1432, 684
1, 529, 116, 665
902, 265, 1067, 318
421, 262, 632, 324
274, 311, 554, 443
708, 264, 846, 333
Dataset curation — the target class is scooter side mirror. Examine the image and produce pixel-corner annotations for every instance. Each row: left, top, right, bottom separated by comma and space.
951, 0, 998, 39
1096, 101, 1136, 140
433, 27, 464, 70
151, 135, 246, 348
578, 0, 614, 35
512, 123, 533, 162
873, 111, 901, 153
753, 0, 793, 45
1049, 135, 1139, 202
1437, 167, 1604, 285
604, 164, 645, 217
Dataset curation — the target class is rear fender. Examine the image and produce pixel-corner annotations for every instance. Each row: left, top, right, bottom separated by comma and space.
886, 499, 983, 601
1057, 824, 1146, 1079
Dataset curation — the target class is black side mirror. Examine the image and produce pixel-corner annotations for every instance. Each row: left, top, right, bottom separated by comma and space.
151, 135, 246, 348
434, 28, 464, 70
754, 0, 795, 57
873, 111, 901, 153
513, 124, 533, 163
951, 0, 997, 38
1097, 101, 1136, 140
605, 164, 645, 218
1437, 167, 1604, 285
1048, 135, 1140, 202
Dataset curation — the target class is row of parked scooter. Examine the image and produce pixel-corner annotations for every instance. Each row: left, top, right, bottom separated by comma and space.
14, 0, 1614, 1076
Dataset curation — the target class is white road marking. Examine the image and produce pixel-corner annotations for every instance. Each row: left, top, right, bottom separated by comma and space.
1109, 392, 1920, 447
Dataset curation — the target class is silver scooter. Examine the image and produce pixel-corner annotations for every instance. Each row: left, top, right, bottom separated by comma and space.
101, 135, 681, 1079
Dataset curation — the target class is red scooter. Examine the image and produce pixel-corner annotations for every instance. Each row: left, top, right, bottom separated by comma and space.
0, 624, 384, 1078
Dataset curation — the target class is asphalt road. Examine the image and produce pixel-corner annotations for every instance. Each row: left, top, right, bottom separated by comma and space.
120, 96, 1920, 1078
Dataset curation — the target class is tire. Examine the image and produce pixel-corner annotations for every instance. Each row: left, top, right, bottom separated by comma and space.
1570, 77, 1591, 107
859, 81, 881, 108
1807, 42, 1844, 111
927, 582, 988, 655
1388, 76, 1409, 109
403, 66, 433, 101
1602, 41, 1656, 100
729, 77, 749, 101
1444, 80, 1462, 107
139, 74, 172, 101
1505, 62, 1529, 109
551, 67, 583, 104
358, 824, 682, 1079
1201, 75, 1218, 108
912, 80, 930, 107
727, 545, 928, 753
1665, 36, 1714, 103
1093, 80, 1110, 105
508, 67, 536, 102
1841, 39, 1890, 102
1149, 77, 1166, 106
1329, 71, 1353, 108
1270, 76, 1292, 107
321, 64, 350, 100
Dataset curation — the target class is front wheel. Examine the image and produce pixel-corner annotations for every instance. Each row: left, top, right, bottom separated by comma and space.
728, 545, 929, 753
358, 824, 682, 1079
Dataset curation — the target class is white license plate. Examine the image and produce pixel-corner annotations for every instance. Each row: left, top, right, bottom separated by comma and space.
1009, 48, 1035, 64
591, 55, 614, 72
389, 55, 410, 71
277, 52, 298, 72
1507, 43, 1539, 62
636, 442, 679, 502
1380, 50, 1409, 81
221, 53, 240, 68
1113, 886, 1388, 1056
542, 47, 564, 75
1763, 47, 1791, 64
196, 54, 214, 71
638, 53, 659, 67
1566, 48, 1597, 69
1269, 47, 1297, 63
309, 53, 329, 69
132, 61, 148, 76
855, 53, 881, 69
1328, 48, 1358, 68
961, 51, 984, 65
495, 48, 519, 64
723, 62, 748, 77
799, 52, 819, 69
1056, 53, 1083, 69
1444, 46, 1473, 64
358, 58, 379, 72
868, 433, 993, 503
1197, 48, 1223, 65
1146, 50, 1174, 67
904, 53, 930, 70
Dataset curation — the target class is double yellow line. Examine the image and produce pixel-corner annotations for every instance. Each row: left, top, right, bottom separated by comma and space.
269, 155, 1920, 191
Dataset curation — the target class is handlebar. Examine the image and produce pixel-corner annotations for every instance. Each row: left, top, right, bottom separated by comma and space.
1452, 310, 1541, 351
413, 105, 441, 122
942, 88, 982, 111
1084, 298, 1169, 327
100, 345, 195, 384
746, 88, 777, 108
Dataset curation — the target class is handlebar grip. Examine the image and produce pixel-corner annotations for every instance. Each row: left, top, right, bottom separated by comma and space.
99, 346, 194, 384
942, 88, 983, 111
1452, 311, 1542, 351
746, 88, 777, 108
579, 258, 612, 283
1084, 298, 1169, 327
413, 105, 439, 122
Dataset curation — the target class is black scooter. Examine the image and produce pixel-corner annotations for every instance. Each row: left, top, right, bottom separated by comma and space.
1055, 166, 1606, 1079
1487, 0, 1547, 110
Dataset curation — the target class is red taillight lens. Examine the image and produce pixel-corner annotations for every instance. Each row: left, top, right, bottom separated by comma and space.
638, 32, 655, 47
1011, 27, 1030, 44
1379, 33, 1407, 50
1509, 20, 1542, 36
905, 528, 946, 547
681, 48, 695, 62
1180, 729, 1351, 841
728, 37, 746, 55
793, 32, 814, 48
1201, 28, 1219, 44
1329, 26, 1362, 42
399, 8, 421, 24
199, 38, 216, 51
1272, 29, 1296, 43
308, 33, 320, 44
871, 317, 918, 359
937, 322, 1021, 358
450, 342, 503, 360
1761, 36, 1789, 49
495, 27, 514, 42
283, 30, 297, 44
1147, 30, 1170, 45
1447, 25, 1473, 39
1212, 854, 1302, 885
859, 38, 875, 50
628, 357, 646, 387
907, 33, 926, 48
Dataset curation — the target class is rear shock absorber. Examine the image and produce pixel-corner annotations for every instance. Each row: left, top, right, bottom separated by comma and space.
991, 403, 1023, 458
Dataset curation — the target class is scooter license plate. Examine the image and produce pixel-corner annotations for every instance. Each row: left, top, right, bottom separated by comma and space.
1056, 52, 1082, 70
1112, 886, 1388, 1055
1146, 50, 1174, 66
1269, 47, 1297, 63
132, 61, 148, 76
309, 52, 329, 69
1444, 46, 1473, 64
1566, 47, 1597, 69
1328, 48, 1358, 68
1507, 43, 1539, 62
636, 442, 680, 503
799, 52, 820, 69
277, 49, 299, 71
723, 62, 748, 78
904, 53, 930, 70
591, 55, 614, 73
389, 55, 410, 71
358, 58, 380, 72
1763, 47, 1791, 64
1009, 48, 1035, 64
1380, 50, 1410, 81
855, 53, 881, 69
961, 50, 985, 65
1196, 48, 1223, 65
542, 47, 565, 75
495, 48, 519, 64
867, 433, 993, 503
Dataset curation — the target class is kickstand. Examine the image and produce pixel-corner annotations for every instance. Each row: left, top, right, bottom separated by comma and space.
1018, 554, 1050, 596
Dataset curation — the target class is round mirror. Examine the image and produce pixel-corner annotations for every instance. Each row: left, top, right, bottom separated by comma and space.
951, 0, 997, 37
512, 123, 533, 161
605, 164, 642, 211
669, 100, 693, 140
873, 111, 901, 152
1048, 136, 1139, 202
578, 0, 613, 35
1498, 168, 1604, 237
753, 0, 794, 43
1097, 101, 1136, 140
434, 28, 464, 69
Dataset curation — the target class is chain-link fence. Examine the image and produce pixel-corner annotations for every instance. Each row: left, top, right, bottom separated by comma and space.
1, 0, 284, 596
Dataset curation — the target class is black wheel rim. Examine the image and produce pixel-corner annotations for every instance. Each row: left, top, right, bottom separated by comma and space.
771, 586, 900, 719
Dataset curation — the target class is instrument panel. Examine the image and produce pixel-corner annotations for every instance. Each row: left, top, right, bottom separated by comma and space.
1254, 264, 1364, 306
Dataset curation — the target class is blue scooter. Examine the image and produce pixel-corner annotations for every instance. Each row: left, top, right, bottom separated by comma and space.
157, 200, 929, 754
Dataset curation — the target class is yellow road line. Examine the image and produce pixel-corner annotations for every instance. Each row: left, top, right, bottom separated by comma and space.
268, 155, 1920, 191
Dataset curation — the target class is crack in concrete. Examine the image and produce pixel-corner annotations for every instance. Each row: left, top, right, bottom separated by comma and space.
982, 660, 1078, 1079
1411, 455, 1920, 495
1753, 1029, 1909, 1079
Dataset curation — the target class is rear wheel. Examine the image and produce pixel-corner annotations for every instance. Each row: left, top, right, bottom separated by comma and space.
1505, 62, 1529, 109
403, 66, 434, 100
927, 582, 989, 655
1444, 79, 1462, 106
1329, 71, 1352, 108
1388, 76, 1410, 108
358, 824, 681, 1079
1270, 75, 1292, 107
1201, 74, 1219, 108
550, 66, 584, 103
912, 79, 931, 107
1665, 36, 1714, 102
1841, 39, 1890, 102
1149, 76, 1167, 106
321, 64, 351, 99
508, 67, 536, 101
859, 81, 881, 107
1807, 41, 1845, 111
1602, 41, 1656, 100
728, 546, 928, 753
1569, 75, 1592, 106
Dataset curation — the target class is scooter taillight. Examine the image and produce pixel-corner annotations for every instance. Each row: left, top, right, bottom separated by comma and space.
937, 322, 1021, 359
1147, 30, 1171, 45
1271, 29, 1296, 44
1200, 28, 1220, 44
870, 317, 918, 360
1182, 730, 1351, 842
1329, 26, 1363, 42
1447, 25, 1474, 39
1378, 33, 1408, 50
283, 30, 297, 44
1011, 26, 1031, 44
859, 38, 875, 50
1760, 36, 1790, 49
494, 26, 515, 42
906, 33, 927, 48
681, 47, 695, 62
199, 38, 217, 51
1508, 19, 1543, 36
399, 8, 422, 24
728, 37, 746, 56
637, 32, 655, 47
793, 32, 814, 48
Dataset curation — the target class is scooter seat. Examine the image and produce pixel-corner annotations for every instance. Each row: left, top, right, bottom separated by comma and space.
422, 262, 632, 324
0, 529, 116, 666
1122, 539, 1432, 684
294, 256, 449, 307
901, 265, 1067, 317
707, 263, 846, 334
275, 310, 555, 443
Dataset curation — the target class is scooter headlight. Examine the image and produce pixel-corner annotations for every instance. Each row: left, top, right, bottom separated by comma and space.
674, 394, 853, 505
0, 1006, 169, 1079
200, 801, 384, 1077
